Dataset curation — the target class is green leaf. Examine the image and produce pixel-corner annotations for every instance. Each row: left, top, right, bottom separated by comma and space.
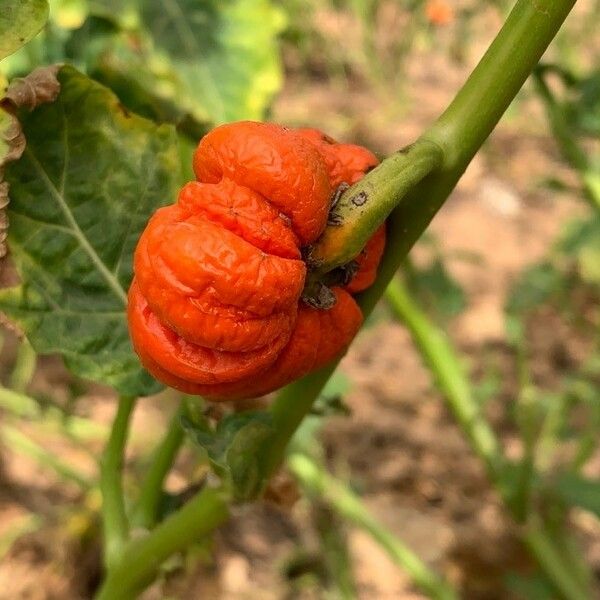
0, 0, 49, 61
556, 473, 600, 519
138, 0, 285, 124
183, 411, 273, 501
408, 258, 467, 319
505, 262, 565, 315
0, 65, 182, 395
505, 571, 555, 600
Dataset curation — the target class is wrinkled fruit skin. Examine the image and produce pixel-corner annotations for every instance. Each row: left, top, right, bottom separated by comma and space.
128, 121, 385, 400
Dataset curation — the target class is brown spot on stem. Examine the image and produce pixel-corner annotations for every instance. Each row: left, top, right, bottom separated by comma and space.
351, 191, 368, 206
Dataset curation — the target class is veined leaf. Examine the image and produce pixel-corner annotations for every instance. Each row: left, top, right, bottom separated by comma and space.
0, 65, 182, 395
0, 0, 49, 61
139, 0, 285, 124
183, 411, 274, 501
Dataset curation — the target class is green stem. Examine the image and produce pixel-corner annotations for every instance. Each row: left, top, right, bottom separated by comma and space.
308, 140, 443, 272
524, 519, 592, 600
96, 486, 229, 600
384, 279, 505, 484
267, 0, 576, 474
0, 385, 107, 441
263, 362, 338, 478
385, 278, 593, 598
131, 404, 185, 530
289, 454, 458, 600
0, 424, 92, 490
100, 395, 136, 570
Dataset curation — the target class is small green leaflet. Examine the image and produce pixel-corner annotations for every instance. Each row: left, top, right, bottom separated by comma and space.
0, 0, 49, 61
0, 65, 182, 396
183, 411, 274, 502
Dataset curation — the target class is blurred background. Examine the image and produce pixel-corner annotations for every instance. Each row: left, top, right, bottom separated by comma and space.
0, 0, 599, 598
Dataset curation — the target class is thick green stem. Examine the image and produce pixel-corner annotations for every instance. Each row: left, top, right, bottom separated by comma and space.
289, 454, 458, 600
263, 363, 338, 477
131, 404, 185, 530
308, 140, 443, 272
96, 486, 229, 600
267, 0, 576, 472
100, 396, 136, 570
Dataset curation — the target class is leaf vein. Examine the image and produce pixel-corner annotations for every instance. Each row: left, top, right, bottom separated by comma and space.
23, 147, 128, 305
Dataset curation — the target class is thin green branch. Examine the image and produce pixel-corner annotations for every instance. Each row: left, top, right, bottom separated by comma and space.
308, 140, 444, 273
385, 278, 594, 599
131, 404, 185, 530
0, 384, 107, 441
289, 454, 458, 600
95, 486, 229, 600
524, 519, 592, 600
100, 395, 136, 570
9, 339, 36, 393
384, 279, 505, 483
0, 424, 92, 490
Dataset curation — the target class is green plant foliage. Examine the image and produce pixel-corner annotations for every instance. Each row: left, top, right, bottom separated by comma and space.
564, 69, 600, 137
137, 0, 285, 124
183, 411, 274, 502
1, 0, 285, 131
0, 0, 49, 61
405, 254, 468, 321
0, 65, 182, 395
556, 473, 600, 519
505, 262, 565, 315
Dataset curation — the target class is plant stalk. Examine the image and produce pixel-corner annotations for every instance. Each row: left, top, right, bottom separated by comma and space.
289, 453, 458, 600
269, 0, 577, 479
96, 486, 229, 600
384, 279, 505, 482
131, 404, 185, 530
385, 278, 593, 599
100, 395, 136, 570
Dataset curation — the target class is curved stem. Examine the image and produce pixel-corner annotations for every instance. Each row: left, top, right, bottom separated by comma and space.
100, 395, 136, 570
308, 140, 443, 273
96, 486, 229, 600
385, 278, 593, 599
384, 279, 505, 483
0, 424, 92, 490
131, 404, 185, 530
289, 453, 458, 600
524, 518, 592, 600
267, 0, 576, 478
427, 0, 577, 171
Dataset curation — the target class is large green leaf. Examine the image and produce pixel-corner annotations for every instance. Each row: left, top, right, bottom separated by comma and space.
0, 0, 49, 61
139, 0, 285, 124
0, 65, 182, 396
